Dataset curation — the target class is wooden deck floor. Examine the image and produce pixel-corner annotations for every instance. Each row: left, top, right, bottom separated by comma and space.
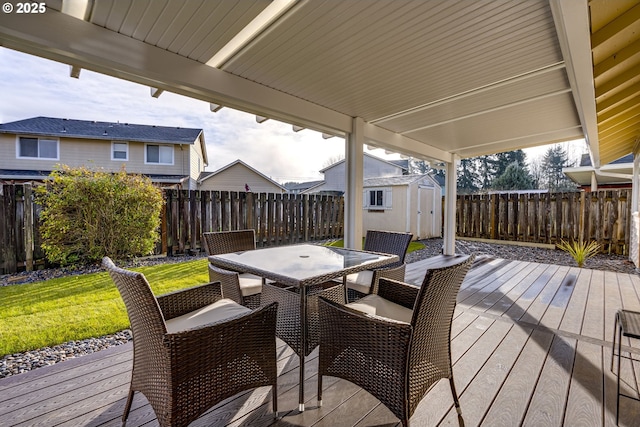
2, 256, 640, 426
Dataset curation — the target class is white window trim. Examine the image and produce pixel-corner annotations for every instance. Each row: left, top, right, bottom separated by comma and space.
363, 187, 393, 210
111, 141, 129, 161
144, 143, 174, 165
16, 136, 60, 160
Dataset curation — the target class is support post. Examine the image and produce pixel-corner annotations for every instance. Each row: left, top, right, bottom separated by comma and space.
344, 117, 364, 249
443, 156, 458, 255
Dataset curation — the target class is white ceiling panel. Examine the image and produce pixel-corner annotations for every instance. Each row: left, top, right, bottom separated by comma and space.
0, 0, 603, 163
90, 0, 271, 63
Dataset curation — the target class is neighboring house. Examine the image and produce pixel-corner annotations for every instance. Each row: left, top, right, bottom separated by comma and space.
363, 174, 442, 240
563, 153, 633, 191
198, 159, 286, 193
301, 153, 408, 194
285, 180, 324, 194
0, 116, 207, 189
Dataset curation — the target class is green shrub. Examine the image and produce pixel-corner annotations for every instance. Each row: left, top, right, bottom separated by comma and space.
36, 165, 164, 265
556, 239, 600, 268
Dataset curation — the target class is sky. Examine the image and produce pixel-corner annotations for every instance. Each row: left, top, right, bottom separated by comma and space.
0, 47, 586, 183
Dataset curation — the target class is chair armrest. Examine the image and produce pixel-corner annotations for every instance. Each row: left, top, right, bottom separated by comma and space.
157, 281, 223, 320
208, 264, 243, 305
376, 277, 419, 310
318, 297, 412, 365
371, 263, 406, 294
163, 302, 279, 377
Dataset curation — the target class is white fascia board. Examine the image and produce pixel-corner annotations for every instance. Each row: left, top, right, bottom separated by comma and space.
0, 9, 352, 136
362, 123, 453, 163
550, 0, 600, 167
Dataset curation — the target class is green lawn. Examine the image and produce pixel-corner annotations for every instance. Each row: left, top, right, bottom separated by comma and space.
0, 241, 424, 357
0, 259, 209, 356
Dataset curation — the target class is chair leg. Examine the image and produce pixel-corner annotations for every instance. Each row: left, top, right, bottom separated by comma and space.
449, 377, 465, 427
616, 321, 622, 426
317, 373, 323, 407
611, 313, 619, 372
122, 389, 134, 426
272, 383, 279, 419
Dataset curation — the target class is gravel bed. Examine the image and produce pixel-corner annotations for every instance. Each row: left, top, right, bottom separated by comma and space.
1, 239, 637, 379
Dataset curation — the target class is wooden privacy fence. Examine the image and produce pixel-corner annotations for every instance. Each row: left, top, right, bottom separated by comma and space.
163, 190, 344, 254
456, 190, 632, 255
0, 185, 344, 274
1, 184, 633, 274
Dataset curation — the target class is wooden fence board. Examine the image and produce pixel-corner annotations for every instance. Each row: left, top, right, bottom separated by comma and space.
456, 190, 631, 255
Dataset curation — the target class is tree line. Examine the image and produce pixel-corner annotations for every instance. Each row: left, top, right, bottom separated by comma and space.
411, 145, 580, 194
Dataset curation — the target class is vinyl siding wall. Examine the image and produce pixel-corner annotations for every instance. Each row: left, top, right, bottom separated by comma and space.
0, 134, 192, 176
198, 163, 284, 193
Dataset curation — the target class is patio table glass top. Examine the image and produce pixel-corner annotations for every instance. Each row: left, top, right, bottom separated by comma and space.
207, 243, 399, 288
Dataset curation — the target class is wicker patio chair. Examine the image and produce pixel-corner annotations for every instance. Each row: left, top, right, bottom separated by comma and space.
318, 254, 475, 427
102, 257, 278, 427
344, 230, 413, 302
203, 229, 263, 309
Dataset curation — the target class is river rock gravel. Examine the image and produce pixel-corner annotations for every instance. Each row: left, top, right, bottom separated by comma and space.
1, 238, 637, 379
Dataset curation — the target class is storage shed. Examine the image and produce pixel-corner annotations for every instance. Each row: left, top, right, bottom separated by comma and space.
363, 174, 441, 240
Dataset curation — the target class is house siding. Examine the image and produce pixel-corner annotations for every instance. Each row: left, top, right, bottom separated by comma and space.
0, 134, 193, 181
199, 162, 284, 193
306, 154, 405, 194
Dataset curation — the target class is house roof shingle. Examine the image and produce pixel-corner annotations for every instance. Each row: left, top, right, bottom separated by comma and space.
0, 116, 202, 144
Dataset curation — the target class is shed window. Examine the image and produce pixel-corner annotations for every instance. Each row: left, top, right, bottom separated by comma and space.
370, 190, 384, 207
363, 187, 393, 210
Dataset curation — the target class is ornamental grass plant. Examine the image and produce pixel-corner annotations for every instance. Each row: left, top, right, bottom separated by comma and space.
556, 239, 601, 268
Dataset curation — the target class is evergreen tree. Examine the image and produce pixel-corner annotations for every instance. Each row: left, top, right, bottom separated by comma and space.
494, 150, 527, 177
491, 162, 534, 191
477, 155, 496, 190
540, 145, 578, 191
457, 157, 480, 194
409, 159, 430, 174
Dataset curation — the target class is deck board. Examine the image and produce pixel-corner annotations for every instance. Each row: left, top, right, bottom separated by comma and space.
2, 256, 640, 426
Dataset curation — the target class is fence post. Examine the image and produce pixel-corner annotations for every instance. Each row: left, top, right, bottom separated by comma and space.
24, 184, 34, 271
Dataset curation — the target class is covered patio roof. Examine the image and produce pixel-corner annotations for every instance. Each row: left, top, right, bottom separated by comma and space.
1, 0, 638, 247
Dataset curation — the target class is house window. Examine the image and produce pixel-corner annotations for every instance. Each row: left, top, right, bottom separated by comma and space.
17, 137, 59, 160
145, 144, 173, 165
112, 142, 128, 160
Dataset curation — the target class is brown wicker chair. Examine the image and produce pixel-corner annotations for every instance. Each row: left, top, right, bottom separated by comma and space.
344, 230, 413, 302
102, 257, 278, 427
203, 229, 263, 309
318, 254, 475, 427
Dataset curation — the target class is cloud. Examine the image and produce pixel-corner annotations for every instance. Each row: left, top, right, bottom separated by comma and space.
0, 47, 346, 182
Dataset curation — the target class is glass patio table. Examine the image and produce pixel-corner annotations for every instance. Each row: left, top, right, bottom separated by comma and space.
208, 243, 399, 411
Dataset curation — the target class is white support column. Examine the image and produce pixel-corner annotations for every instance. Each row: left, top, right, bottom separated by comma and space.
344, 117, 364, 249
633, 153, 640, 213
443, 156, 458, 255
631, 151, 640, 267
590, 171, 598, 192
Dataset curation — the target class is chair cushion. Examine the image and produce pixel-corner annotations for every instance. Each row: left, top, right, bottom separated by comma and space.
238, 273, 263, 296
344, 270, 374, 294
347, 294, 413, 324
165, 298, 251, 333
